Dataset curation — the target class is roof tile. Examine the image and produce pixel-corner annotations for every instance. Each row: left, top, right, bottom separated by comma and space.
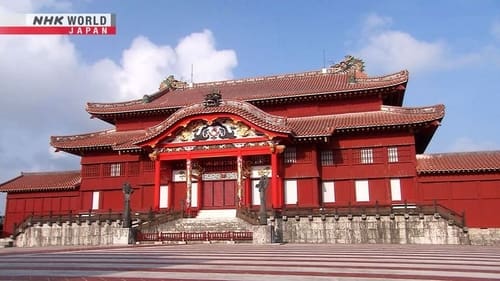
87, 70, 408, 115
0, 171, 81, 193
52, 103, 444, 151
417, 151, 500, 174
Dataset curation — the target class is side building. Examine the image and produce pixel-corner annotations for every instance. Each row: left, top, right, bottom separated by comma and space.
1, 56, 499, 241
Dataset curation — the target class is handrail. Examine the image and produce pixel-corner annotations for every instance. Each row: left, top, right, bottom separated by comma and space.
10, 201, 467, 237
11, 209, 157, 237
238, 202, 466, 228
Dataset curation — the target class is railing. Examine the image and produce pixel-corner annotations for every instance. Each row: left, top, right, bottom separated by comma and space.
134, 209, 183, 232
10, 205, 201, 238
136, 231, 253, 242
237, 201, 467, 229
11, 209, 157, 238
236, 207, 261, 225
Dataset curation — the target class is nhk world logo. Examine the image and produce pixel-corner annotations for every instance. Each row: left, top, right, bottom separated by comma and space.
0, 13, 116, 35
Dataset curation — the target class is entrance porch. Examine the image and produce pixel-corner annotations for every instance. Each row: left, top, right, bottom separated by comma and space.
154, 154, 280, 215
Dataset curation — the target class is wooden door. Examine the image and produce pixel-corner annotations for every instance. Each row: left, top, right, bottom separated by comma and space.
202, 180, 236, 209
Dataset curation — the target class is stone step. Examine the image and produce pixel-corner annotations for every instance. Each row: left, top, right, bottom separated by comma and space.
196, 209, 236, 219
0, 237, 14, 248
154, 216, 252, 233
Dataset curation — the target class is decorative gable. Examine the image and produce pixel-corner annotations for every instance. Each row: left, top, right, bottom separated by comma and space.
166, 118, 264, 144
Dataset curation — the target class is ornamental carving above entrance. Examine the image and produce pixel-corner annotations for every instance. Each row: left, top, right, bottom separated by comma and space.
167, 118, 263, 143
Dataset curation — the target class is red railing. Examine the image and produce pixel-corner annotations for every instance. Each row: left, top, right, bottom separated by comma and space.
137, 231, 253, 242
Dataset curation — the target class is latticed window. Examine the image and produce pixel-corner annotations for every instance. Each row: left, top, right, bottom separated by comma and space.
142, 160, 154, 172
320, 150, 334, 166
110, 163, 122, 177
82, 164, 100, 177
284, 147, 297, 164
248, 155, 270, 165
388, 147, 399, 163
360, 148, 373, 164
128, 162, 140, 176
202, 157, 236, 172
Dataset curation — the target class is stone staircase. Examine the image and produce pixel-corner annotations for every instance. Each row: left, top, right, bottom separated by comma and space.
196, 209, 237, 219
154, 209, 249, 233
136, 209, 257, 244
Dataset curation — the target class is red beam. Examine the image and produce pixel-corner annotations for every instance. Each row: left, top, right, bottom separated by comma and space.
158, 146, 272, 160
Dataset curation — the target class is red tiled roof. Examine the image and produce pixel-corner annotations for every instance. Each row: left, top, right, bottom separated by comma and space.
0, 171, 80, 193
86, 70, 408, 115
417, 151, 500, 174
51, 129, 145, 151
288, 104, 445, 137
52, 103, 443, 152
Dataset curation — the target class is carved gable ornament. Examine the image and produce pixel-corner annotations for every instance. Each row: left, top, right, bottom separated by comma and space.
168, 118, 262, 143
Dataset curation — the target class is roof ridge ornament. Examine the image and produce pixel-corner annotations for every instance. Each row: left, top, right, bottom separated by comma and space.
159, 75, 188, 90
330, 55, 365, 74
203, 89, 222, 107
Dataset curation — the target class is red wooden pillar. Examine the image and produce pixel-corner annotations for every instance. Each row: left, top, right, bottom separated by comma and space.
186, 158, 192, 211
236, 154, 243, 208
277, 168, 285, 208
153, 159, 161, 211
271, 152, 281, 209
245, 176, 252, 207
197, 176, 203, 210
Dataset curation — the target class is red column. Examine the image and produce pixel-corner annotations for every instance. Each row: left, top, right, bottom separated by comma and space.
197, 176, 203, 210
245, 177, 252, 207
236, 154, 243, 208
186, 158, 192, 211
153, 159, 161, 211
271, 152, 281, 209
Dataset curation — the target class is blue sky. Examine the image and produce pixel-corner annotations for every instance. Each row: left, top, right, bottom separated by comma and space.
0, 0, 499, 215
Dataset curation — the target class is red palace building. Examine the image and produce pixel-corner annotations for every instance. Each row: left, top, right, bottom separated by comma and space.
1, 56, 499, 236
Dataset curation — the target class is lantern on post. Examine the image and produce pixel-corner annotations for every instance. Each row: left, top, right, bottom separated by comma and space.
122, 182, 133, 228
255, 174, 269, 225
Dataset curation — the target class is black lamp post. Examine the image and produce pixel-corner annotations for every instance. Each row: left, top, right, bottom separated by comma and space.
122, 182, 133, 228
256, 175, 269, 225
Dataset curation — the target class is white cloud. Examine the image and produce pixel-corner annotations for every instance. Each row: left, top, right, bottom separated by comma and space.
174, 29, 238, 83
350, 13, 500, 76
113, 36, 176, 100
449, 137, 498, 152
0, 1, 238, 215
0, 0, 72, 13
354, 14, 447, 75
362, 13, 392, 34
357, 30, 446, 74
112, 30, 237, 100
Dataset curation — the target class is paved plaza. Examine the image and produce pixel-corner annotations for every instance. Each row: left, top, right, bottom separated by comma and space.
0, 243, 499, 281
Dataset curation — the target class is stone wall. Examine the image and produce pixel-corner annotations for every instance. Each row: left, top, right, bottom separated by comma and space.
278, 214, 470, 244
468, 228, 500, 245
15, 221, 130, 247
13, 215, 500, 247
